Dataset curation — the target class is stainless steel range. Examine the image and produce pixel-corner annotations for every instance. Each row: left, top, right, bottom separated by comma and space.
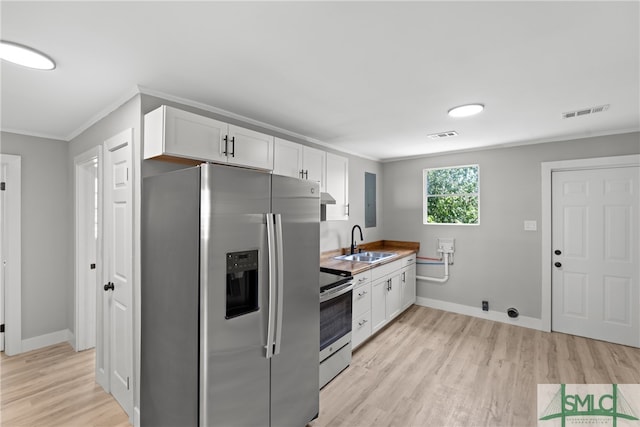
319, 268, 354, 388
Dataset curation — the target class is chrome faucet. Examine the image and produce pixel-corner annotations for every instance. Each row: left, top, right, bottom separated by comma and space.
350, 225, 364, 254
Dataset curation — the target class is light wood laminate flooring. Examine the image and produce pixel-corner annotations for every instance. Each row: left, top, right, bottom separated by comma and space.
1, 343, 130, 427
1, 306, 639, 426
310, 305, 640, 427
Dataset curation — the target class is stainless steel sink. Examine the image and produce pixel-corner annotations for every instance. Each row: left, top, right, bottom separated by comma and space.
334, 251, 397, 263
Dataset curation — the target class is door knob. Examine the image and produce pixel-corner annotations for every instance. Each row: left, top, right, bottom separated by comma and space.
554, 250, 562, 255
554, 262, 562, 268
104, 282, 114, 291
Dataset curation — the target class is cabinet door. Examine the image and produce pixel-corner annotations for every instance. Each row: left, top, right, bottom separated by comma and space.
159, 105, 227, 162
302, 146, 326, 190
273, 138, 303, 178
371, 277, 387, 333
386, 274, 402, 320
325, 153, 349, 221
401, 264, 416, 309
228, 125, 274, 170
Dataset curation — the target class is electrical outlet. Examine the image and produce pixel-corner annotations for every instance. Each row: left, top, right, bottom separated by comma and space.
482, 300, 489, 311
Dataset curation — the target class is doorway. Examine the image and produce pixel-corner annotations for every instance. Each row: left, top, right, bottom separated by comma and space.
0, 154, 22, 355
541, 154, 640, 347
75, 147, 102, 351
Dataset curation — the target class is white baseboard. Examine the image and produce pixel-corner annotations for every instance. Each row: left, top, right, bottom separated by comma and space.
415, 297, 543, 331
134, 406, 140, 427
21, 329, 74, 353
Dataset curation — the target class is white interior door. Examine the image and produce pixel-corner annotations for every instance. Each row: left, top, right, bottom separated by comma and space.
103, 129, 134, 416
552, 166, 639, 347
1, 163, 5, 352
0, 154, 21, 356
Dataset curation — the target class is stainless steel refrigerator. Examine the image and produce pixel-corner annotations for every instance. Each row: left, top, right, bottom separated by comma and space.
141, 163, 320, 427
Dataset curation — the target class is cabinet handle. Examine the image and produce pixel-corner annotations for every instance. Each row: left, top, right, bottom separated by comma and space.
222, 135, 228, 156
299, 170, 304, 179
230, 136, 235, 158
304, 170, 309, 179
358, 290, 368, 297
358, 277, 366, 283
402, 272, 406, 282
358, 319, 368, 327
346, 204, 350, 216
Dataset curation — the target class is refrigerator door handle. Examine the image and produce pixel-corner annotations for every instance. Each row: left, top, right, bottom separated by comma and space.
273, 213, 285, 356
265, 213, 277, 359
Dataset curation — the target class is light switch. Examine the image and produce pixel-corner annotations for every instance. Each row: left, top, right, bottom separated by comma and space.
524, 220, 537, 231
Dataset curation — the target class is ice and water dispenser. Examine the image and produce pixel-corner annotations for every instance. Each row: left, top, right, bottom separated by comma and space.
225, 250, 259, 319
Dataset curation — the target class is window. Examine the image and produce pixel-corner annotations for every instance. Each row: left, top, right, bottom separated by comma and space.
423, 165, 479, 225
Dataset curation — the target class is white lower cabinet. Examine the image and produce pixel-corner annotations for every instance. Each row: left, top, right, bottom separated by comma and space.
371, 276, 387, 333
350, 255, 418, 350
365, 255, 417, 339
372, 272, 402, 334
351, 271, 371, 349
401, 259, 417, 310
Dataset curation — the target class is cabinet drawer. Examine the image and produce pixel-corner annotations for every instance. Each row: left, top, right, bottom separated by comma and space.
353, 270, 371, 289
352, 311, 371, 349
402, 255, 416, 268
372, 259, 403, 281
353, 282, 371, 317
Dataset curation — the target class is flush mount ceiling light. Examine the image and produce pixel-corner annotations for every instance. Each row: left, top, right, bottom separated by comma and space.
448, 104, 484, 118
0, 40, 56, 70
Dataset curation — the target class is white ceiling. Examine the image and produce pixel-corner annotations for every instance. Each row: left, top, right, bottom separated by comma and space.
1, 1, 638, 161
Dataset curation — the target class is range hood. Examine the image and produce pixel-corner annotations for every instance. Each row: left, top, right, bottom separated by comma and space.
320, 192, 336, 205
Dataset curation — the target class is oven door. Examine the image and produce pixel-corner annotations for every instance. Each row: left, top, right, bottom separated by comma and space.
319, 282, 353, 361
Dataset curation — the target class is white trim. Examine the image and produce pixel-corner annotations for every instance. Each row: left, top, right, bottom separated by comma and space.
415, 297, 544, 331
381, 129, 640, 163
0, 154, 22, 355
21, 329, 73, 353
66, 87, 141, 141
541, 154, 640, 333
133, 406, 140, 427
74, 146, 102, 352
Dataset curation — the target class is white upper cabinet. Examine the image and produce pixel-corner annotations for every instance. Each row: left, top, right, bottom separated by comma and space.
273, 138, 303, 178
144, 105, 274, 171
227, 125, 274, 170
144, 105, 226, 162
325, 152, 349, 220
273, 138, 326, 191
302, 146, 326, 191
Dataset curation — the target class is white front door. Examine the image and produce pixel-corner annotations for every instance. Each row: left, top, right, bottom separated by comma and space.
552, 166, 640, 347
102, 129, 134, 416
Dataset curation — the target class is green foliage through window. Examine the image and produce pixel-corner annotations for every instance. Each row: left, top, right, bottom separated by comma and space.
423, 165, 479, 224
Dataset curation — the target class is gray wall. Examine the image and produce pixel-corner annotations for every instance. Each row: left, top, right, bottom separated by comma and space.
1, 132, 71, 340
321, 153, 383, 253
382, 132, 640, 319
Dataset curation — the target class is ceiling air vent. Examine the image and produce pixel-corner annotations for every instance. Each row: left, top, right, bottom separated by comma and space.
562, 104, 609, 119
428, 130, 458, 140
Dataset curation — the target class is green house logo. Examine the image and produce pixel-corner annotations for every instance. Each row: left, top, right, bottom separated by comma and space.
539, 384, 639, 427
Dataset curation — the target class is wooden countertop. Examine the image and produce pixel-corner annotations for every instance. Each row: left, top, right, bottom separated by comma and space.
320, 240, 420, 275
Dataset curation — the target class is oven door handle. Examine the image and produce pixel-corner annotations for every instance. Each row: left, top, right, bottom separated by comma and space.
320, 282, 354, 303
